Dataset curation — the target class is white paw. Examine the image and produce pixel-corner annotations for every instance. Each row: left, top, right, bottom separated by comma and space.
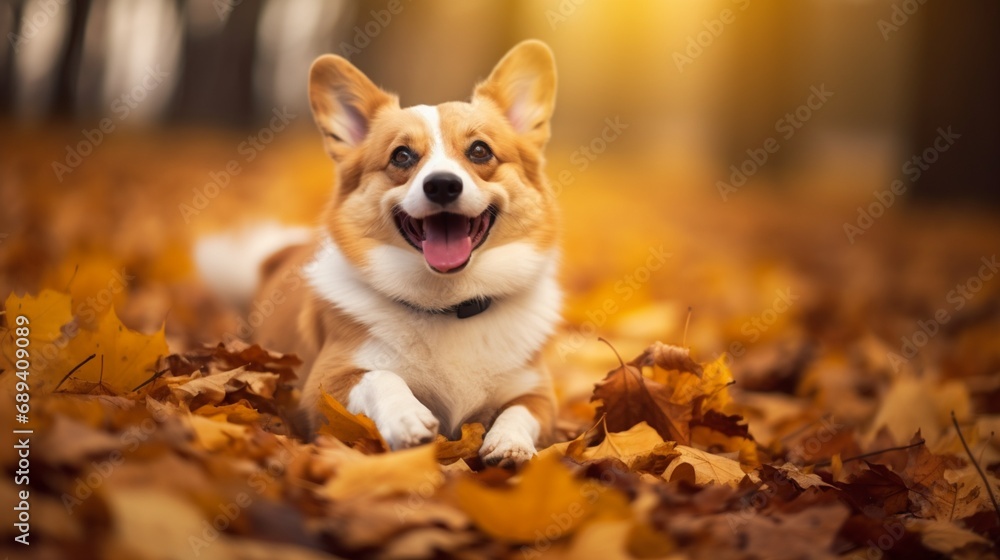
480, 427, 537, 468
378, 402, 440, 450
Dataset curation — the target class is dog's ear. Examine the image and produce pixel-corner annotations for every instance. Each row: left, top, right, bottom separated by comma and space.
474, 40, 557, 148
309, 55, 396, 159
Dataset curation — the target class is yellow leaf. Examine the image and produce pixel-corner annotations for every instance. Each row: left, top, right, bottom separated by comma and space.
186, 414, 250, 451
690, 425, 760, 468
436, 423, 485, 465
58, 309, 168, 395
322, 443, 442, 501
700, 355, 736, 413
4, 289, 73, 345
1, 290, 76, 396
193, 401, 262, 424
579, 422, 675, 469
453, 453, 630, 543
662, 445, 758, 487
317, 391, 388, 451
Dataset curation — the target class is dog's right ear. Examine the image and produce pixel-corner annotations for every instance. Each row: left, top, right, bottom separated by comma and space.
308, 55, 396, 160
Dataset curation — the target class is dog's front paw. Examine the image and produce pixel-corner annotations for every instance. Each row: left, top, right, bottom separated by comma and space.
480, 427, 537, 468
378, 402, 440, 450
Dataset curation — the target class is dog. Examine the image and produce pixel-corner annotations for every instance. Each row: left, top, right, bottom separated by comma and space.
196, 40, 561, 467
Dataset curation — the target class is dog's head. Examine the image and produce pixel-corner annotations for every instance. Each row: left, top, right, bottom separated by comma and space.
308, 40, 558, 308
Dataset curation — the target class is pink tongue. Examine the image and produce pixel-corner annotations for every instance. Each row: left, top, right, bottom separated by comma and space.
421, 214, 471, 272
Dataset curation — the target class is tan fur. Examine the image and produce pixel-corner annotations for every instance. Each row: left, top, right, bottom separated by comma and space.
254, 41, 560, 458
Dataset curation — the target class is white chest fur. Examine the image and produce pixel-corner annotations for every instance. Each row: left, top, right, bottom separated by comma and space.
305, 237, 561, 434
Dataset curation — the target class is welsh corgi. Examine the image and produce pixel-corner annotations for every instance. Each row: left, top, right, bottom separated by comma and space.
197, 40, 560, 467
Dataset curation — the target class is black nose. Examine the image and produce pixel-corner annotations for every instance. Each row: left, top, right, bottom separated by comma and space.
423, 172, 463, 205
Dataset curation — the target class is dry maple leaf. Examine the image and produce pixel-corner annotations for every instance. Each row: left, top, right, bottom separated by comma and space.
1, 290, 74, 394
185, 413, 251, 451
592, 341, 692, 444
662, 445, 758, 487
451, 452, 631, 543
321, 442, 442, 502
317, 391, 388, 453
837, 462, 911, 516
55, 308, 168, 395
436, 423, 485, 465
170, 366, 281, 409
576, 421, 679, 472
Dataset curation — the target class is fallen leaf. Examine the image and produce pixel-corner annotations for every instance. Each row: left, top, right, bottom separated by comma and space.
186, 413, 250, 451
322, 442, 442, 501
171, 366, 281, 409
577, 422, 679, 471
837, 462, 910, 515
905, 519, 991, 555
317, 391, 388, 452
662, 445, 757, 487
452, 452, 630, 543
435, 423, 485, 465
56, 308, 168, 395
592, 353, 691, 444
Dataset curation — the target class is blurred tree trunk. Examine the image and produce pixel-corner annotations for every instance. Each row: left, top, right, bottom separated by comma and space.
169, 0, 263, 126
50, 0, 92, 117
909, 1, 1000, 206
0, 1, 23, 111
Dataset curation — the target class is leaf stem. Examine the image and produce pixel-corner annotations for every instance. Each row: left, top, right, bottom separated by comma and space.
951, 411, 1000, 522
53, 353, 96, 392
814, 438, 925, 467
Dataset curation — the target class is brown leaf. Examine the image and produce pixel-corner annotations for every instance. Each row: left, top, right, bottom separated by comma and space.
837, 463, 910, 515
451, 452, 631, 543
317, 391, 388, 452
662, 445, 758, 487
169, 366, 280, 409
592, 357, 691, 444
435, 423, 485, 465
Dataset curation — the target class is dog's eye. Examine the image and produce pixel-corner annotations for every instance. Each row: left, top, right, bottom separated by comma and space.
466, 141, 494, 164
390, 146, 418, 169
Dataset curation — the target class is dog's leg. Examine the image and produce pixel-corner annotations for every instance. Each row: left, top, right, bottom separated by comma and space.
300, 346, 439, 449
481, 391, 555, 468
346, 370, 440, 450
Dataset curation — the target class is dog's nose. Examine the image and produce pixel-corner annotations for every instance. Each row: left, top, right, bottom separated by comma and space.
423, 172, 463, 205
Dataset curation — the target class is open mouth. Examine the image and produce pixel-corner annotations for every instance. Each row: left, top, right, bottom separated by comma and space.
394, 206, 496, 273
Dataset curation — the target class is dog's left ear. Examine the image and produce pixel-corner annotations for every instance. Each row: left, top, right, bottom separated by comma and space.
474, 40, 557, 148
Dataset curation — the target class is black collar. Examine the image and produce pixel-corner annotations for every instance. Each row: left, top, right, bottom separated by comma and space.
397, 297, 493, 319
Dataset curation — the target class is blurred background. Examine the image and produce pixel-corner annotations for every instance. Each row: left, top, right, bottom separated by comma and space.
1, 0, 998, 414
